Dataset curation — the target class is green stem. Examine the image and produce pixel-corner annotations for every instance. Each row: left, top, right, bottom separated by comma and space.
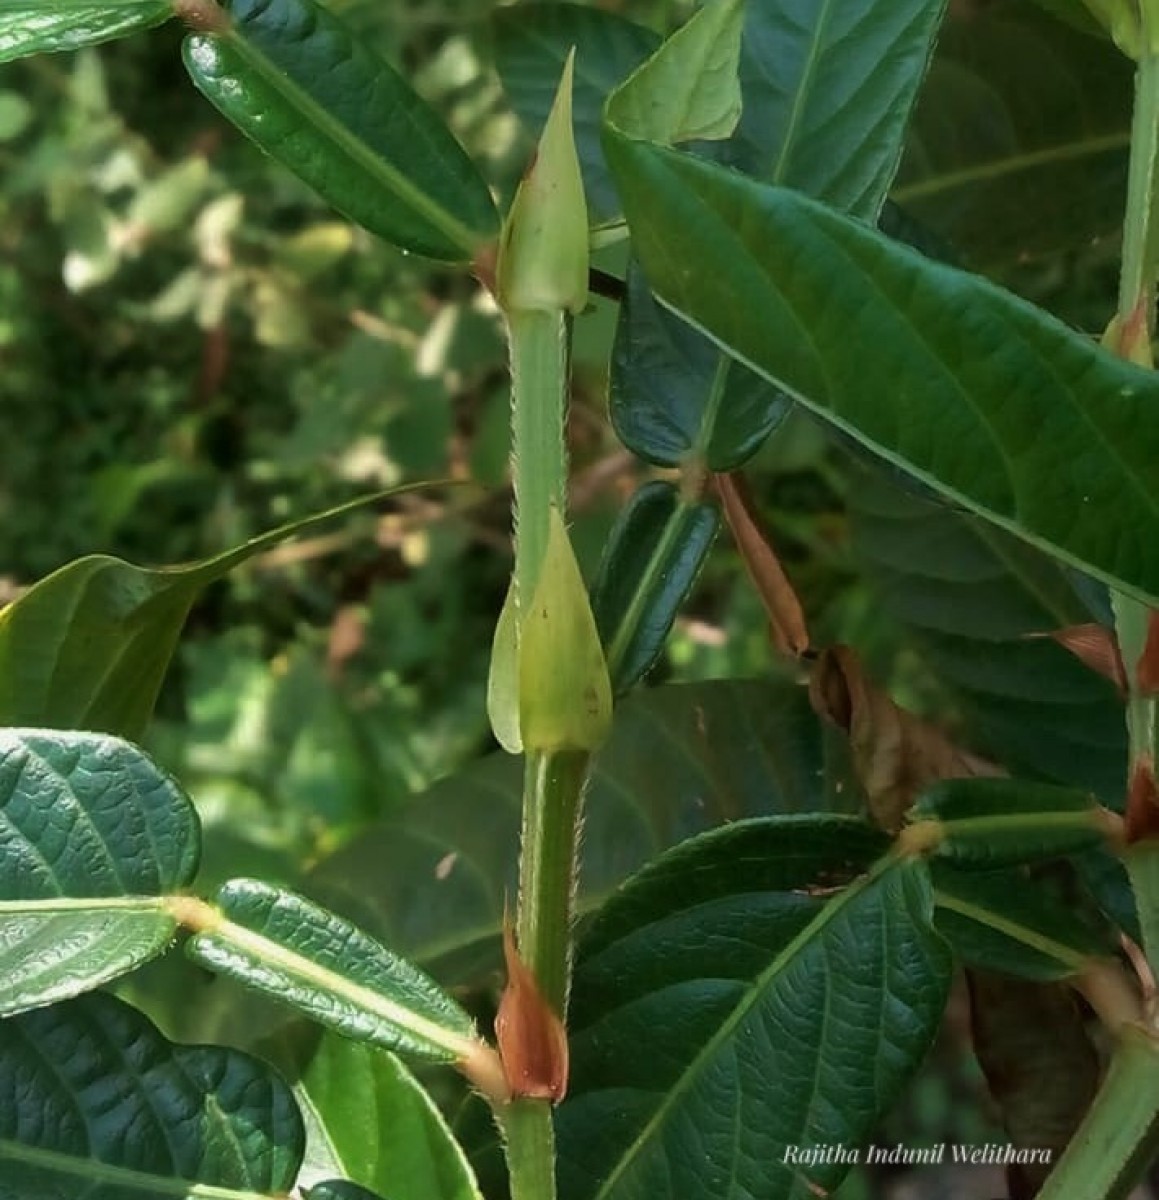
1037, 1027, 1159, 1200
501, 1100, 557, 1200
517, 749, 590, 1015
1117, 52, 1159, 334
509, 308, 569, 606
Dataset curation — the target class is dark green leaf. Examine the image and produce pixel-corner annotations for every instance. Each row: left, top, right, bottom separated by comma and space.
188, 879, 480, 1063
730, 0, 947, 216
610, 264, 790, 469
604, 137, 1159, 602
0, 487, 427, 740
0, 992, 303, 1199
269, 1028, 481, 1200
0, 0, 170, 63
307, 679, 835, 983
968, 970, 1100, 1196
558, 825, 952, 1200
848, 462, 1126, 799
0, 729, 199, 1016
183, 0, 497, 261
895, 4, 1129, 268
591, 480, 719, 691
932, 861, 1117, 980
913, 777, 1112, 867
493, 4, 660, 225
307, 1184, 388, 1200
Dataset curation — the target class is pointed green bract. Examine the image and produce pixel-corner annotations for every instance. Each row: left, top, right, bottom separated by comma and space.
497, 51, 588, 314
0, 992, 304, 1199
0, 0, 171, 63
188, 879, 480, 1063
183, 0, 497, 262
0, 729, 200, 1016
487, 579, 524, 754
605, 0, 744, 146
603, 134, 1159, 603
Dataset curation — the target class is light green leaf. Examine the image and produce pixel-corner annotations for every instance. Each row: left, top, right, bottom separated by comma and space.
0, 0, 170, 64
0, 729, 199, 1016
183, 0, 498, 261
605, 0, 744, 146
306, 679, 840, 985
187, 879, 481, 1064
0, 992, 303, 1199
603, 136, 1159, 602
557, 820, 952, 1199
0, 486, 430, 740
270, 1028, 481, 1200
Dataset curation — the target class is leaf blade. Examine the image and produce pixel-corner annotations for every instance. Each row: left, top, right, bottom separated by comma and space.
0, 0, 170, 63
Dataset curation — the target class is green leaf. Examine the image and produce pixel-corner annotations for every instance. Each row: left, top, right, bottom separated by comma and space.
591, 480, 719, 692
0, 992, 303, 1199
306, 679, 834, 984
731, 0, 948, 216
609, 264, 790, 469
0, 729, 199, 1017
187, 879, 481, 1064
605, 0, 743, 146
932, 862, 1117, 980
603, 137, 1159, 602
913, 778, 1113, 867
494, 5, 660, 225
894, 3, 1130, 269
269, 1027, 481, 1200
847, 462, 1126, 799
0, 487, 428, 740
557, 822, 952, 1200
0, 0, 171, 64
183, 0, 497, 262
307, 1184, 388, 1200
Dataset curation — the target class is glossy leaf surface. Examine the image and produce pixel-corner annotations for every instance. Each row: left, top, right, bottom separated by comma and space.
0, 489, 421, 740
590, 480, 719, 691
0, 992, 303, 1199
605, 138, 1159, 602
307, 679, 834, 983
558, 819, 951, 1200
0, 729, 199, 1016
184, 0, 497, 261
493, 4, 660, 223
0, 0, 170, 63
272, 1028, 481, 1200
188, 879, 479, 1062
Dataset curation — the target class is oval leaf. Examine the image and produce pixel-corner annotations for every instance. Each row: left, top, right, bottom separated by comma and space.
604, 134, 1159, 603
187, 878, 481, 1064
590, 479, 719, 692
0, 729, 200, 1016
0, 992, 303, 1199
0, 1, 170, 63
558, 821, 952, 1200
183, 0, 498, 262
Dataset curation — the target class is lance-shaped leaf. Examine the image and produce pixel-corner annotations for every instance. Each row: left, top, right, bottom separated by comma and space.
590, 480, 719, 693
931, 861, 1118, 980
185, 879, 491, 1070
267, 1027, 481, 1200
0, 487, 426, 740
0, 0, 171, 63
0, 992, 304, 1199
0, 729, 199, 1017
910, 777, 1117, 867
602, 133, 1159, 603
493, 5, 660, 224
558, 818, 952, 1200
183, 0, 498, 262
